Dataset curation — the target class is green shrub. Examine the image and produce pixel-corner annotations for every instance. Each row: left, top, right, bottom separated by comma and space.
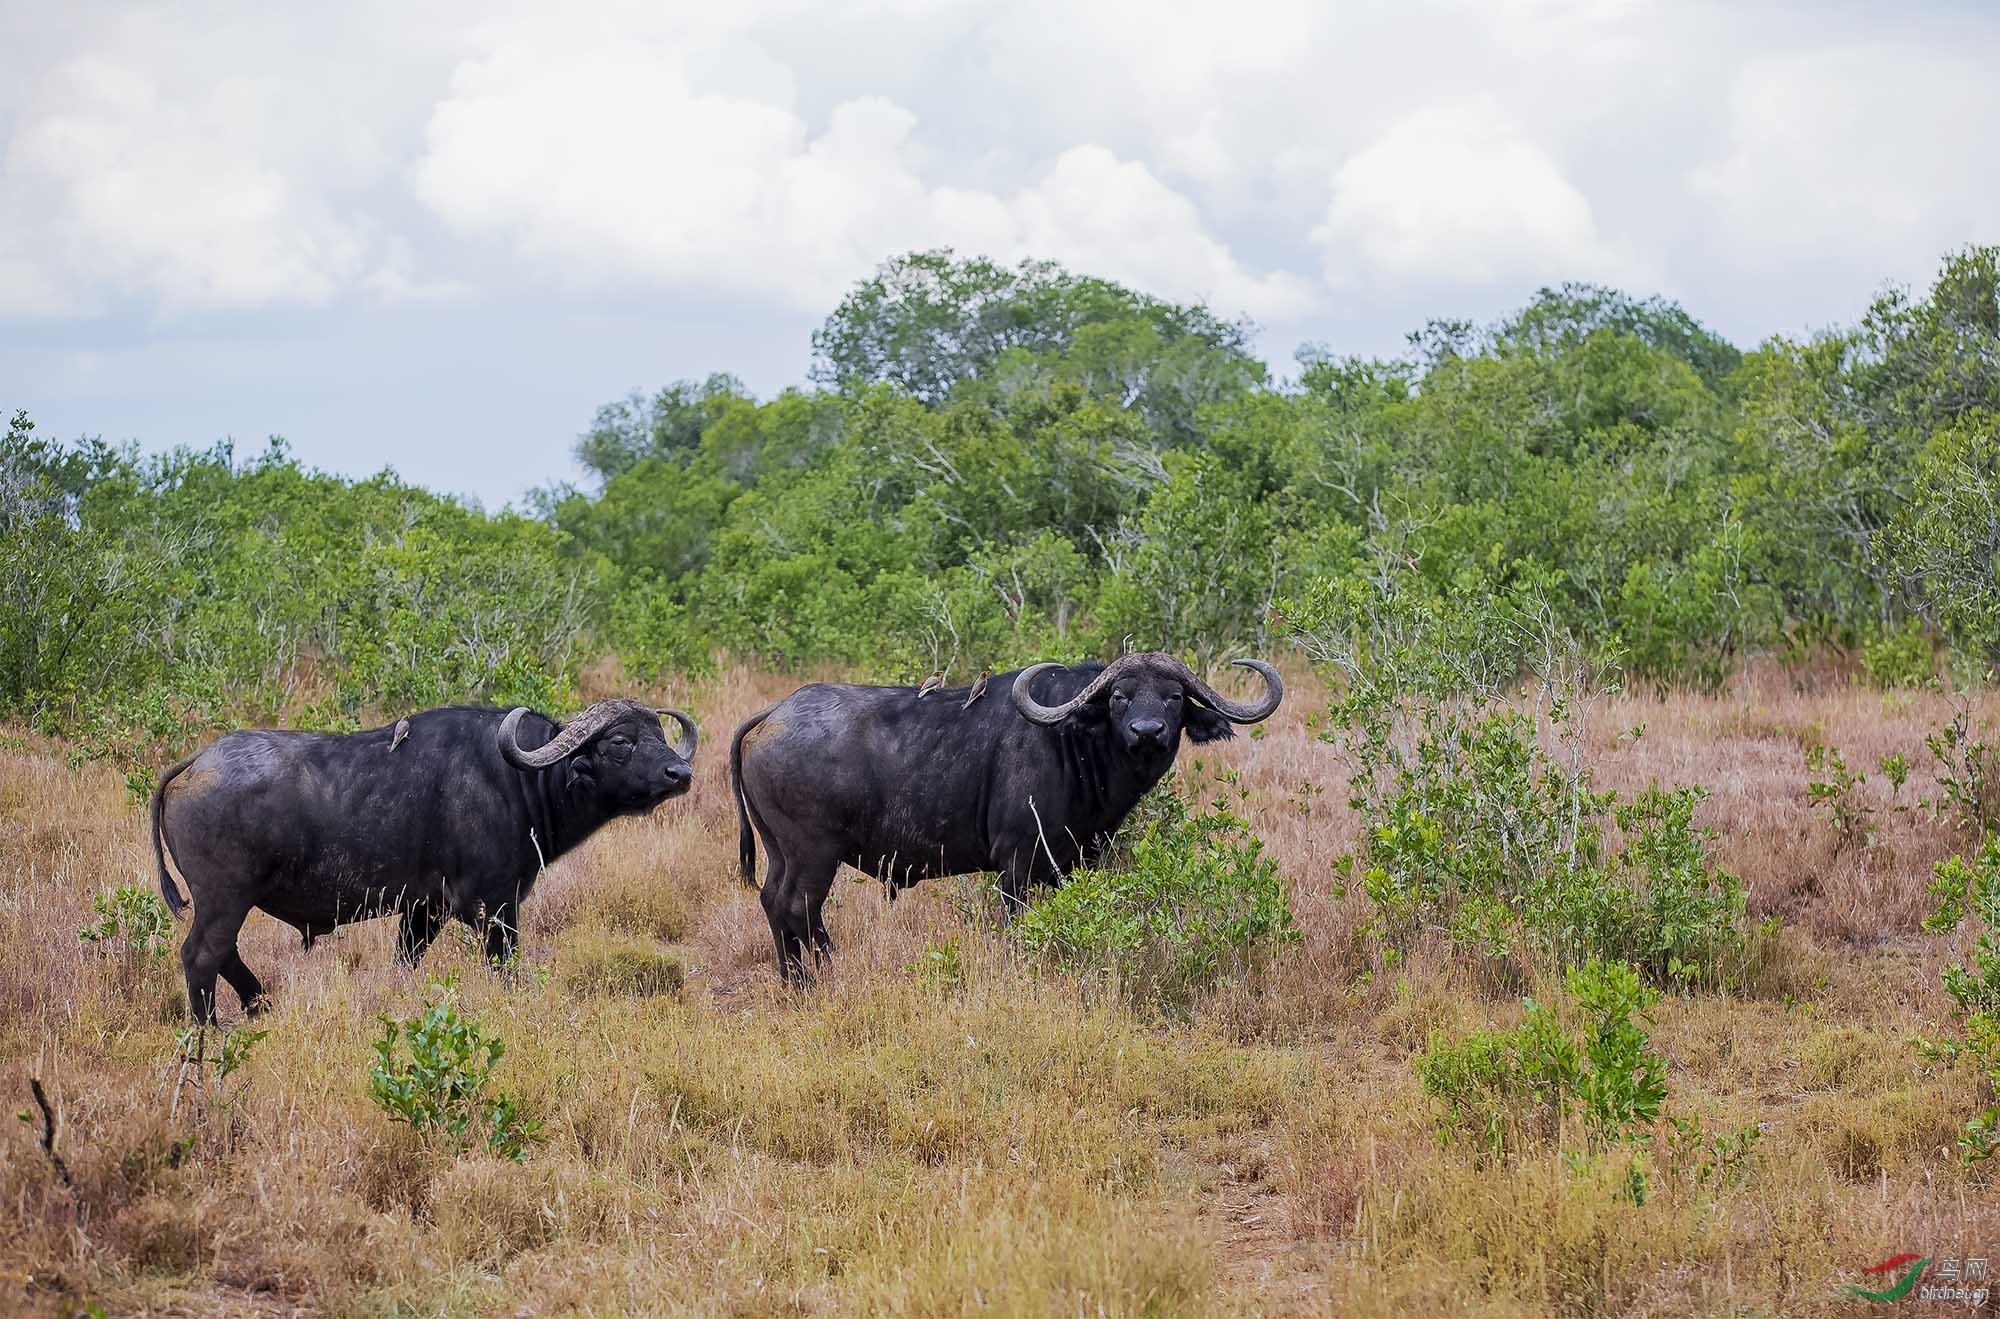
1928, 704, 2000, 840
1417, 960, 1675, 1197
1919, 834, 2000, 1161
1419, 960, 1667, 1157
1862, 619, 1935, 689
1291, 577, 1745, 985
1016, 791, 1299, 1011
907, 936, 967, 995
77, 884, 174, 960
1804, 743, 1873, 853
367, 985, 540, 1161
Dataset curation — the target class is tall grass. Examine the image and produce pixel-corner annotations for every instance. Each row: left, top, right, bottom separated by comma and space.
2, 662, 1996, 1315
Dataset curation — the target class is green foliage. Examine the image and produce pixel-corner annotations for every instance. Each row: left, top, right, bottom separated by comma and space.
1862, 619, 1935, 689
810, 249, 1258, 417
1016, 790, 1300, 1012
1289, 575, 1744, 985
1661, 1114, 1761, 1191
0, 410, 187, 720
1920, 834, 2000, 1161
0, 424, 607, 782
1879, 752, 1911, 795
908, 937, 967, 996
169, 1022, 269, 1162
1927, 703, 2000, 839
76, 884, 173, 960
367, 986, 540, 1161
1496, 283, 1743, 392
573, 374, 751, 484
1095, 452, 1280, 665
9, 244, 1999, 725
1417, 960, 1671, 1196
1804, 743, 1873, 854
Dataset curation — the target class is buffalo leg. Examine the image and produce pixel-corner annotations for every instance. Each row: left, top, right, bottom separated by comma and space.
760, 873, 809, 985
219, 950, 268, 1016
786, 855, 840, 980
180, 899, 251, 1024
753, 844, 802, 981
396, 899, 445, 967
807, 886, 836, 961
483, 902, 520, 968
997, 864, 1030, 917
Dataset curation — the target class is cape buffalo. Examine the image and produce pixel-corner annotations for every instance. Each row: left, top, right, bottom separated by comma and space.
151, 699, 697, 1021
730, 652, 1281, 980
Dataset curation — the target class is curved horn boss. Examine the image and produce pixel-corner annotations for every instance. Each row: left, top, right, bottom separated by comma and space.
497, 699, 640, 768
1011, 652, 1283, 726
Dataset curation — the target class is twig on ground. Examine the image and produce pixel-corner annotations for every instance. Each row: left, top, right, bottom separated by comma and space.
28, 1077, 73, 1189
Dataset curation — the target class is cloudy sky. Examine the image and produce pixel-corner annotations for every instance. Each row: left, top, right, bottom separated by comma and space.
3, 1, 1995, 508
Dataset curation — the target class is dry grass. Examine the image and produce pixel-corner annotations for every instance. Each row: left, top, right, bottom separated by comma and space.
2, 662, 1997, 1316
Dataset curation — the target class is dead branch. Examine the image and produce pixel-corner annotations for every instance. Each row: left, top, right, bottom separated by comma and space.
29, 1076, 73, 1189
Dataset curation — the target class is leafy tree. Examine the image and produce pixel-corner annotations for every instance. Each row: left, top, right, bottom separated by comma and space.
1497, 283, 1742, 392
576, 374, 749, 484
1880, 412, 2000, 669
811, 249, 1259, 421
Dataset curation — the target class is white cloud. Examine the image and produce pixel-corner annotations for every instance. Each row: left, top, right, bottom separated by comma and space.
0, 0, 1994, 351
1002, 148, 1315, 320
1312, 101, 1646, 293
0, 54, 404, 317
409, 31, 1307, 320
1689, 43, 2000, 291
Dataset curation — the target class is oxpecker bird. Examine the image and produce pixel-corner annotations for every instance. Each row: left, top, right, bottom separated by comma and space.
389, 716, 412, 752
962, 668, 991, 709
916, 671, 945, 699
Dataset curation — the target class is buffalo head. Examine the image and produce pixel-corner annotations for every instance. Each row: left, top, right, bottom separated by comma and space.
497, 699, 698, 811
1010, 653, 1283, 758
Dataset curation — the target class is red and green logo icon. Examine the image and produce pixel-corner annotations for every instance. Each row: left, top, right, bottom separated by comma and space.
1847, 1254, 1930, 1302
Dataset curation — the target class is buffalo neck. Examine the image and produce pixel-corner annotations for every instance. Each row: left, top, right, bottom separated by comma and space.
512, 764, 618, 864
1059, 726, 1174, 835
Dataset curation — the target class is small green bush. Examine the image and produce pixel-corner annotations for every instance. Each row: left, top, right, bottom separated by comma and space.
1804, 743, 1872, 854
1928, 706, 2000, 840
1861, 619, 1934, 689
77, 884, 173, 960
1418, 959, 1668, 1160
908, 936, 967, 995
1293, 579, 1745, 985
368, 985, 540, 1161
1417, 960, 1689, 1198
1919, 834, 2000, 1161
1016, 791, 1299, 1011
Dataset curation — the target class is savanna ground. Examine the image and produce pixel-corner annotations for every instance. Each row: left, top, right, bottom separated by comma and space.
3, 660, 1997, 1317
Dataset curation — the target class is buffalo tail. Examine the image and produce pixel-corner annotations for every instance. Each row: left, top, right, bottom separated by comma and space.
151, 753, 198, 917
730, 708, 771, 887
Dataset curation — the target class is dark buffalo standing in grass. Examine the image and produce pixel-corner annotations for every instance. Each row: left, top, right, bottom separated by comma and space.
152, 699, 697, 1021
730, 652, 1282, 980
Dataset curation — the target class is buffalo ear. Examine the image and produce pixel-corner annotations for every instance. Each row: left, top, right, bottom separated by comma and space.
566, 755, 596, 791
1068, 701, 1110, 729
1184, 704, 1235, 745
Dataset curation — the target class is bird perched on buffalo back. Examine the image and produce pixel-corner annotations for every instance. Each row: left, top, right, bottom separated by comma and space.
916, 671, 945, 699
962, 668, 991, 709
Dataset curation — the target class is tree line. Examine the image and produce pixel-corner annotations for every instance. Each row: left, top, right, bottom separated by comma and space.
4, 246, 1997, 765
